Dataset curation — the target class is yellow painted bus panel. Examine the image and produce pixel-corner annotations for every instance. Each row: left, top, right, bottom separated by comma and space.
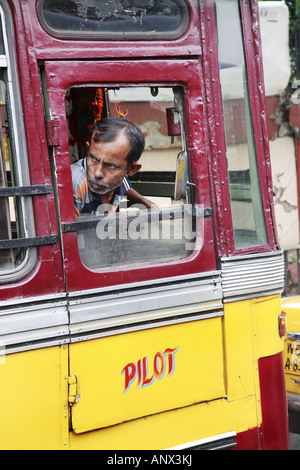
255, 295, 283, 358
223, 299, 256, 400
223, 295, 283, 402
69, 394, 259, 450
0, 346, 69, 450
69, 317, 225, 434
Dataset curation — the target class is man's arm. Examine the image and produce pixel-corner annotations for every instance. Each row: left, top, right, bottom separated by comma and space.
125, 188, 156, 209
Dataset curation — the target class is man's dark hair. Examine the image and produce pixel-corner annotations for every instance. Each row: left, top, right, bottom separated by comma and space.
89, 117, 145, 165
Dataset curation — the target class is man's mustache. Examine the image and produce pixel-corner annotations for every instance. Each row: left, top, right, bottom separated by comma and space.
88, 178, 109, 190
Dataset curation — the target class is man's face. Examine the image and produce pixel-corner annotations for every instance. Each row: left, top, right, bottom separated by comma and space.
86, 131, 140, 195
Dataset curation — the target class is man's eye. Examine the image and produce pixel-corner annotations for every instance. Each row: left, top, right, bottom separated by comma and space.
106, 163, 116, 170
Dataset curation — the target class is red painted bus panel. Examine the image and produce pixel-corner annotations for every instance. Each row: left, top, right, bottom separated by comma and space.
258, 353, 289, 450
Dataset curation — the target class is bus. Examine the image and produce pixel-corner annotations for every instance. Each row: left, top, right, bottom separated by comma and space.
0, 0, 289, 450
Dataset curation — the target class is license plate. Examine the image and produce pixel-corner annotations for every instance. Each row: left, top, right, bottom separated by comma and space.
284, 339, 300, 375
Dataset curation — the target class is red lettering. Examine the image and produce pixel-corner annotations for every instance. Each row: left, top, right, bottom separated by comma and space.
141, 356, 154, 387
121, 346, 179, 394
154, 351, 165, 379
121, 362, 136, 394
164, 347, 179, 376
137, 358, 142, 387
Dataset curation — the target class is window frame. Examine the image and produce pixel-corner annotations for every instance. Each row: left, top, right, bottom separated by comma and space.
67, 84, 199, 272
0, 1, 39, 283
202, 0, 278, 258
36, 0, 190, 41
239, 0, 277, 248
43, 58, 217, 292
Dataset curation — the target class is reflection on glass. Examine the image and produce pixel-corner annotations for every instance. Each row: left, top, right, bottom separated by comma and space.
77, 204, 199, 270
216, 0, 267, 248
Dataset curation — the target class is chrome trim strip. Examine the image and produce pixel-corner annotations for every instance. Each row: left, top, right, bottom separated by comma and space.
167, 431, 237, 450
0, 292, 67, 311
0, 252, 284, 352
0, 294, 69, 355
68, 272, 222, 326
68, 272, 223, 343
70, 271, 221, 297
70, 309, 224, 343
0, 327, 69, 356
221, 251, 284, 302
70, 301, 222, 334
0, 273, 223, 353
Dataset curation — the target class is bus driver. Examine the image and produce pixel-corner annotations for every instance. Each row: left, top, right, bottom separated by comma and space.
72, 117, 153, 216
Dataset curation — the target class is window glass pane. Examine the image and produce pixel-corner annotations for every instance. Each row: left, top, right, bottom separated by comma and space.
66, 86, 199, 270
0, 70, 26, 273
216, 0, 267, 248
0, 21, 5, 55
39, 0, 188, 39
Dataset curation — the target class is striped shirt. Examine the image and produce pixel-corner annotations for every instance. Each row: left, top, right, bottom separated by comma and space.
71, 157, 131, 216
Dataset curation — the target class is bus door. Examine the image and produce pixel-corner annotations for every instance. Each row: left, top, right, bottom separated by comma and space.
42, 57, 227, 441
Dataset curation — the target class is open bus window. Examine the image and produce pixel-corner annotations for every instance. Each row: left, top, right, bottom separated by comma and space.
216, 0, 268, 249
66, 85, 199, 270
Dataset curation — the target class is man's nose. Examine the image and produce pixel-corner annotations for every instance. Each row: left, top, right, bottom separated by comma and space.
94, 162, 104, 179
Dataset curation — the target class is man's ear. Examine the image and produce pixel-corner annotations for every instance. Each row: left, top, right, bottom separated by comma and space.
126, 162, 142, 177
